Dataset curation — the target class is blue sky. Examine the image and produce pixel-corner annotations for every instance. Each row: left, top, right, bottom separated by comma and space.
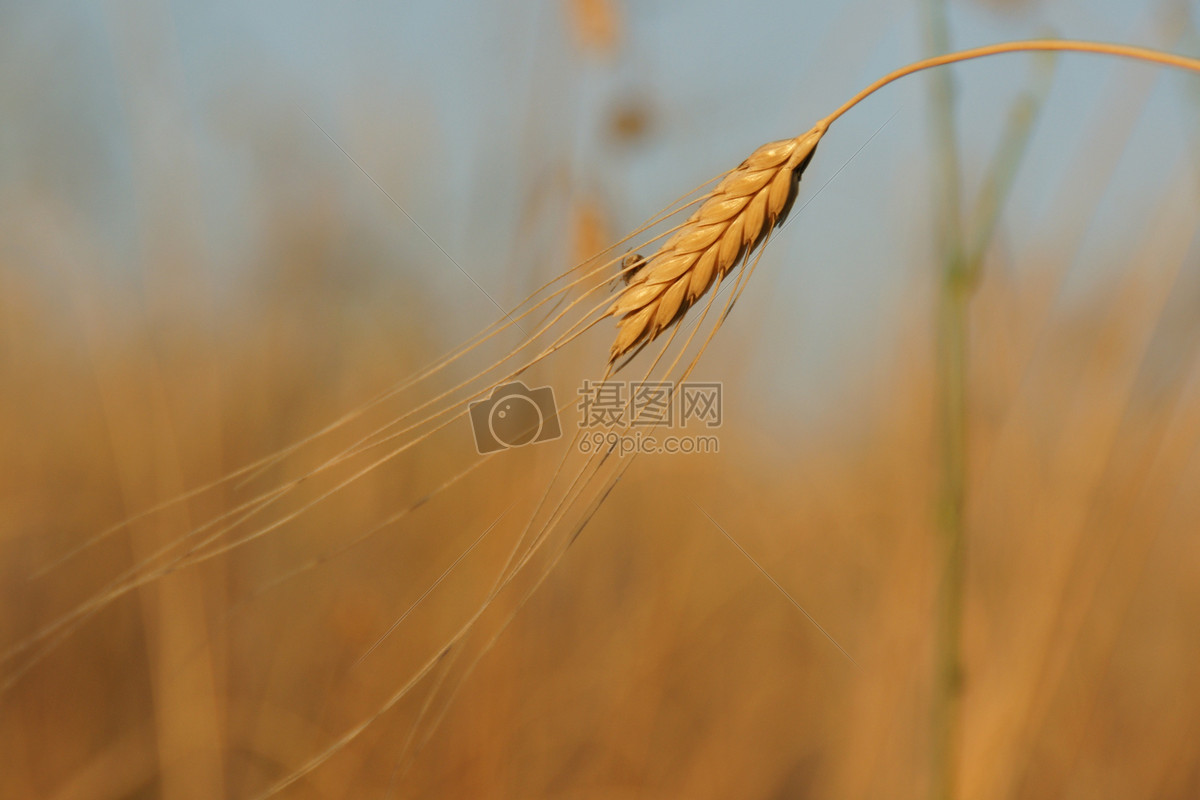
3, 0, 1197, 424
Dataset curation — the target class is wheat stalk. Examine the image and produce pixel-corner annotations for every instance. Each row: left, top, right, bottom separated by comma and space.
607, 39, 1200, 363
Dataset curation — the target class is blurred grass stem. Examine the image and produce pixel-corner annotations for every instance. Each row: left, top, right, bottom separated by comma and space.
920, 2, 968, 799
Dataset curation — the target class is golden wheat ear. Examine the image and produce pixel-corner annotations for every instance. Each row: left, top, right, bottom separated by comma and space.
606, 123, 826, 361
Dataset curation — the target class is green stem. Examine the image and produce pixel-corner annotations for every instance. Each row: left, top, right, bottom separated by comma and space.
920, 3, 967, 798
965, 50, 1056, 278
932, 275, 969, 800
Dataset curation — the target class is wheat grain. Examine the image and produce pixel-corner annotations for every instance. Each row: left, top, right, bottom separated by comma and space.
606, 123, 826, 361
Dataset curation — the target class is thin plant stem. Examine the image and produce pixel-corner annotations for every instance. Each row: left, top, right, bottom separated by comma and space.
933, 281, 969, 800
817, 39, 1200, 131
919, 4, 967, 800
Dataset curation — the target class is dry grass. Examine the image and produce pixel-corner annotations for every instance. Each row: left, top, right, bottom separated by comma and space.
5, 263, 1199, 799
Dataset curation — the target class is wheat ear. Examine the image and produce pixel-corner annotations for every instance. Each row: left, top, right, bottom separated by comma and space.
607, 124, 826, 361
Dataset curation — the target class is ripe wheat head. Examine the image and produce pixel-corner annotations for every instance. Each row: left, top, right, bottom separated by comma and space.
606, 124, 826, 362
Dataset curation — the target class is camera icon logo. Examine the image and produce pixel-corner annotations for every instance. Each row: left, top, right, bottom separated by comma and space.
468, 381, 562, 454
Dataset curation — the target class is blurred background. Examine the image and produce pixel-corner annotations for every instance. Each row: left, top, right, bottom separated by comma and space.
2, 0, 1200, 797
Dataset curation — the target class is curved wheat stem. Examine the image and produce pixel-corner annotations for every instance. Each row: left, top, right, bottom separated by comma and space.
606, 39, 1200, 362
820, 38, 1200, 129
